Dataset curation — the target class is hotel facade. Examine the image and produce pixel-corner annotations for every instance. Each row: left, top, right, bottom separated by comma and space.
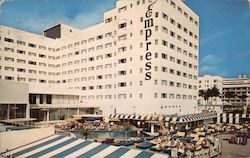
0, 0, 199, 121
222, 75, 250, 113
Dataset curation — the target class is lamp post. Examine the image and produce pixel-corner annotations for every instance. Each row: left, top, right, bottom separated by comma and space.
133, 106, 135, 115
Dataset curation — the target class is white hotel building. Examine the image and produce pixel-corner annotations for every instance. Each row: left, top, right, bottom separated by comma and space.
0, 0, 199, 121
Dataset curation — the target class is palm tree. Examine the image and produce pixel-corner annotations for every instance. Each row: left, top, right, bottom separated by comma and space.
210, 87, 220, 105
198, 89, 206, 105
204, 89, 211, 105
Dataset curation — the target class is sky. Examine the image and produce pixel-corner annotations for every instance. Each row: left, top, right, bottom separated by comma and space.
0, 0, 249, 78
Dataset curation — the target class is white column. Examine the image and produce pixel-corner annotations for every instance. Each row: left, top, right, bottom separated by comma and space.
47, 109, 50, 122
36, 95, 40, 104
222, 113, 227, 123
26, 104, 30, 119
229, 113, 233, 124
235, 114, 239, 124
217, 113, 220, 124
77, 108, 80, 115
151, 123, 154, 134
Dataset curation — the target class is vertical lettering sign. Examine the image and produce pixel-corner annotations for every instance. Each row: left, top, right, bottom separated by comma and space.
144, 0, 157, 80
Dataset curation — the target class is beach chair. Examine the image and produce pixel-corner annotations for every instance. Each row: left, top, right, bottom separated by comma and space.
136, 142, 153, 149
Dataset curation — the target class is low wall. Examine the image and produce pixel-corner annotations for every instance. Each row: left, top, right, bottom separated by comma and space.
0, 127, 55, 153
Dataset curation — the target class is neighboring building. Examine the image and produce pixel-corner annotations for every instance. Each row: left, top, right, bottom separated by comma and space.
198, 75, 223, 105
0, 0, 199, 119
0, 80, 29, 120
222, 75, 250, 113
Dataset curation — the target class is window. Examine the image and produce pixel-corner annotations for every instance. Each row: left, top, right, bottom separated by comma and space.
177, 23, 182, 29
17, 40, 25, 45
177, 82, 181, 88
5, 67, 14, 71
162, 40, 168, 46
89, 57, 94, 62
17, 68, 26, 72
177, 35, 182, 41
162, 13, 168, 20
119, 23, 127, 29
39, 79, 46, 83
97, 75, 103, 80
39, 54, 46, 58
96, 55, 103, 60
155, 12, 159, 18
170, 44, 175, 50
162, 67, 167, 72
118, 46, 126, 52
5, 47, 14, 52
96, 65, 103, 70
170, 56, 175, 62
97, 85, 103, 90
28, 52, 36, 56
17, 59, 26, 63
161, 93, 167, 98
28, 61, 36, 65
105, 53, 112, 58
28, 43, 36, 48
169, 94, 175, 99
118, 34, 127, 41
5, 57, 14, 62
118, 58, 126, 64
177, 47, 182, 53
184, 12, 188, 18
184, 27, 188, 33
105, 32, 112, 37
39, 62, 46, 67
118, 82, 126, 87
161, 80, 167, 85
105, 17, 112, 23
162, 26, 168, 33
170, 18, 175, 25
5, 76, 14, 80
176, 94, 181, 99
96, 35, 103, 40
170, 0, 176, 8
162, 53, 168, 59
4, 38, 14, 43
177, 7, 182, 13
118, 70, 126, 75
169, 69, 175, 74
177, 71, 181, 76
169, 81, 175, 87
29, 70, 36, 74
170, 31, 175, 37
118, 6, 127, 13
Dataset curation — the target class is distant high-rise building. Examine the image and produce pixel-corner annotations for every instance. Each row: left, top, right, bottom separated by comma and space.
0, 0, 199, 121
222, 75, 250, 113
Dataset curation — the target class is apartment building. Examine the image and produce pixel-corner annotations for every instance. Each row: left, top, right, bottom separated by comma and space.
222, 75, 250, 113
198, 75, 223, 105
0, 0, 199, 119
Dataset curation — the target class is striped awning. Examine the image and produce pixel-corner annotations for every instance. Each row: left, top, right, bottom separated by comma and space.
2, 135, 166, 158
134, 114, 141, 120
174, 112, 217, 123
